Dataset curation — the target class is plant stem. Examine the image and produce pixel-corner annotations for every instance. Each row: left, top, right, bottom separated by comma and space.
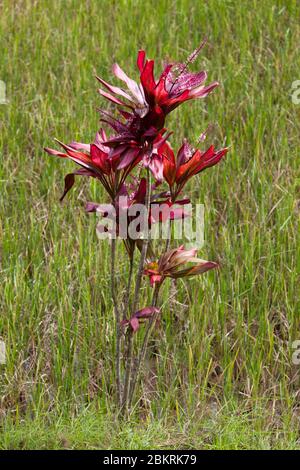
127, 207, 171, 408
164, 219, 172, 252
123, 255, 134, 320
111, 237, 121, 405
122, 168, 151, 411
128, 284, 160, 408
132, 169, 151, 312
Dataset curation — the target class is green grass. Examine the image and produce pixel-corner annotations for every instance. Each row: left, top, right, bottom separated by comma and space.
1, 402, 299, 450
0, 0, 299, 450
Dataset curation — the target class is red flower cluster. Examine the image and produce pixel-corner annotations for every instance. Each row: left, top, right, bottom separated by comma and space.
45, 44, 227, 189
44, 44, 227, 288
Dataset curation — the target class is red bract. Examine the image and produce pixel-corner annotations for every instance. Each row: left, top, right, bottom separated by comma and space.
161, 139, 228, 200
121, 306, 160, 333
138, 45, 218, 117
97, 44, 218, 129
44, 129, 141, 200
144, 246, 218, 287
96, 44, 219, 180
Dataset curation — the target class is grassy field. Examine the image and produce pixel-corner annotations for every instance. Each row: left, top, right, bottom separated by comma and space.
0, 0, 299, 450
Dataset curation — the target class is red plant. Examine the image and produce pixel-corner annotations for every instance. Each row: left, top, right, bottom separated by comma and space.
44, 43, 227, 413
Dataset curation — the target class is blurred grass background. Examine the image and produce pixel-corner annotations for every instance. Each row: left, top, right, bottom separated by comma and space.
0, 0, 299, 449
